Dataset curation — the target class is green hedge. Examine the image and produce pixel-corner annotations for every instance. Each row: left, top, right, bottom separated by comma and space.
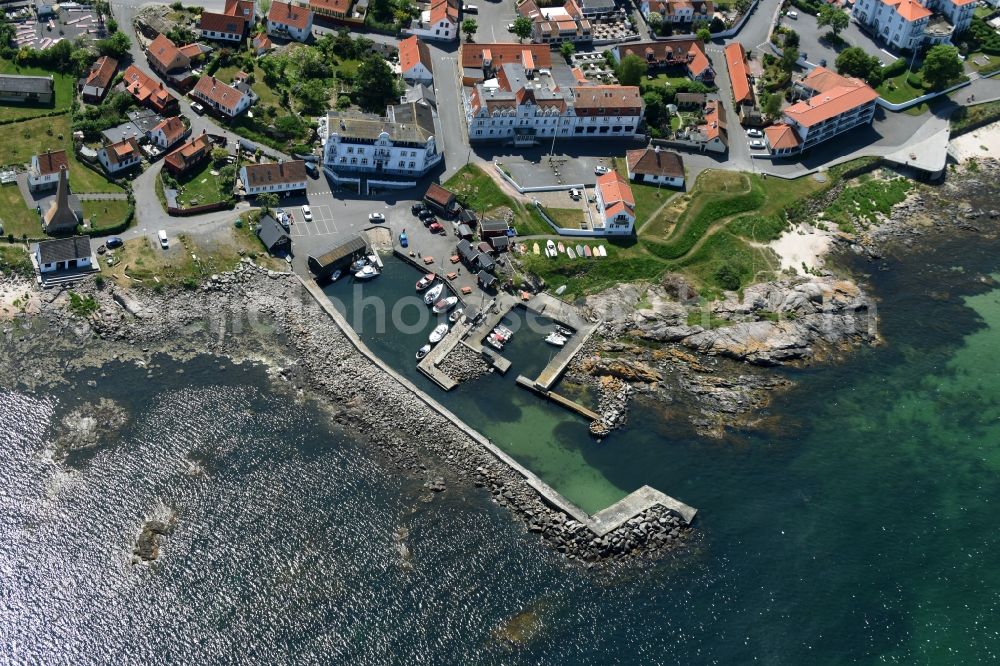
79, 205, 134, 238
882, 57, 908, 79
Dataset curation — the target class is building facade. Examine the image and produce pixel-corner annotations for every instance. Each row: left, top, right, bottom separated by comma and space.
0, 74, 53, 104
80, 56, 118, 103
399, 36, 434, 84
616, 39, 714, 82
404, 0, 459, 42
98, 138, 142, 175
35, 236, 93, 274
148, 116, 189, 150
594, 171, 636, 235
853, 0, 974, 49
240, 160, 308, 195
191, 76, 253, 118
516, 0, 593, 45
322, 101, 442, 177
267, 1, 313, 41
625, 147, 685, 187
29, 150, 69, 191
641, 0, 713, 24
199, 11, 247, 43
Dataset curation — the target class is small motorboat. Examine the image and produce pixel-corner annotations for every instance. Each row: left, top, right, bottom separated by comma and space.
566, 247, 576, 259
597, 245, 607, 257
576, 244, 584, 256
424, 283, 444, 305
329, 269, 342, 282
545, 240, 557, 258
533, 242, 540, 255
449, 308, 464, 323
545, 332, 567, 347
495, 324, 513, 339
557, 242, 565, 254
584, 245, 593, 258
355, 265, 379, 280
429, 323, 449, 344
416, 273, 435, 291
399, 231, 409, 248
351, 258, 367, 271
486, 334, 505, 350
556, 326, 573, 337
432, 296, 458, 314
415, 344, 431, 360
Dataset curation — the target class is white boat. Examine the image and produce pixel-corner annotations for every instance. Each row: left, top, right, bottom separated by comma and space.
449, 308, 464, 323
486, 334, 505, 350
416, 273, 435, 291
329, 269, 342, 281
576, 244, 584, 256
566, 248, 576, 259
415, 344, 431, 360
544, 332, 567, 347
351, 258, 367, 271
597, 245, 607, 257
354, 265, 379, 280
495, 324, 513, 339
429, 323, 449, 344
556, 326, 573, 337
424, 283, 444, 305
545, 240, 557, 258
432, 296, 458, 313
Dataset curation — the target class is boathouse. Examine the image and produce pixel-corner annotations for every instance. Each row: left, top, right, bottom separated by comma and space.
307, 234, 369, 278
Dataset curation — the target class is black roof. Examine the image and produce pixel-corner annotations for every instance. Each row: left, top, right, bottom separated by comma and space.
37, 236, 91, 264
456, 238, 478, 263
456, 223, 473, 237
477, 270, 497, 287
308, 235, 369, 275
475, 252, 495, 272
257, 214, 290, 251
490, 235, 510, 251
479, 219, 508, 232
458, 209, 477, 224
0, 74, 53, 94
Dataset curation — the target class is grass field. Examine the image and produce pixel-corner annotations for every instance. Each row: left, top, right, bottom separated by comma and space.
541, 206, 586, 230
174, 161, 229, 207
0, 59, 75, 122
0, 183, 41, 239
0, 244, 32, 275
444, 164, 548, 235
612, 156, 681, 223
820, 174, 912, 233
83, 199, 131, 232
520, 237, 666, 299
214, 63, 283, 107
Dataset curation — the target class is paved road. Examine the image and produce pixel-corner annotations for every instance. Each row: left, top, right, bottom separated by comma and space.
786, 12, 897, 68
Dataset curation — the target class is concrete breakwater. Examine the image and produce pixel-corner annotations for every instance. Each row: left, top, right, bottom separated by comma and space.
58, 262, 698, 564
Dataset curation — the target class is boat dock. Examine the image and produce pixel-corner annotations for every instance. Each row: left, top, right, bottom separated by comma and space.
416, 321, 467, 391
516, 376, 600, 421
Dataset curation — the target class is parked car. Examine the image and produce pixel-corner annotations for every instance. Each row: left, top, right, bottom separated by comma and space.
157, 230, 169, 249
419, 209, 435, 220
746, 128, 763, 138
786, 10, 798, 18
507, 22, 515, 31
191, 102, 205, 114
301, 204, 313, 222
369, 212, 386, 223
463, 3, 478, 12
106, 236, 123, 249
570, 188, 582, 200
428, 222, 444, 234
422, 216, 438, 228
749, 139, 766, 150
594, 166, 610, 175
411, 203, 425, 215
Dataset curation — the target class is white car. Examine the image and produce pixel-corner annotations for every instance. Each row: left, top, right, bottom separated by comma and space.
594, 166, 610, 175
368, 212, 386, 223
301, 204, 313, 222
786, 10, 798, 18
569, 188, 582, 200
749, 139, 767, 150
157, 230, 169, 249
746, 128, 763, 138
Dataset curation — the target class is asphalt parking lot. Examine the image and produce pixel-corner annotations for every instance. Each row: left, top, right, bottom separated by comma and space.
493, 150, 620, 189
780, 13, 897, 68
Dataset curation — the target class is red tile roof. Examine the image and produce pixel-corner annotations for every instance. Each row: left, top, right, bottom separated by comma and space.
882, 0, 932, 20
619, 39, 712, 79
572, 85, 642, 111
724, 42, 751, 104
164, 133, 212, 173
224, 0, 256, 18
597, 171, 635, 209
103, 137, 140, 165
626, 147, 684, 178
254, 34, 273, 52
699, 99, 721, 140
399, 36, 433, 75
35, 149, 68, 175
424, 182, 455, 207
193, 75, 247, 113
460, 43, 552, 69
200, 11, 247, 35
147, 34, 187, 72
309, 0, 351, 15
121, 65, 177, 112
430, 0, 459, 24
151, 116, 187, 146
269, 1, 312, 29
764, 123, 801, 149
799, 66, 865, 93
243, 160, 308, 187
784, 84, 878, 127
84, 56, 118, 89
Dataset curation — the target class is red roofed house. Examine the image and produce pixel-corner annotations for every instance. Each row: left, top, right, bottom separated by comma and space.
625, 146, 685, 188
28, 149, 69, 191
163, 132, 214, 175
515, 0, 593, 45
97, 137, 142, 175
199, 11, 248, 43
594, 171, 636, 235
239, 160, 308, 195
724, 42, 760, 124
617, 39, 714, 83
310, 0, 352, 19
399, 36, 434, 84
253, 34, 274, 55
404, 0, 459, 42
191, 75, 253, 118
146, 34, 207, 88
853, 0, 973, 51
147, 116, 190, 150
121, 65, 179, 114
641, 0, 712, 24
79, 56, 118, 103
460, 42, 553, 85
224, 0, 257, 23
764, 67, 878, 157
267, 0, 313, 41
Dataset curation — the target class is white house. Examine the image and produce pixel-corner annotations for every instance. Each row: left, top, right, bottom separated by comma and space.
322, 101, 442, 177
147, 116, 189, 150
594, 171, 636, 235
191, 75, 253, 118
98, 138, 142, 175
240, 160, 308, 195
626, 147, 685, 188
853, 0, 974, 50
404, 0, 458, 41
399, 36, 434, 85
267, 1, 314, 41
28, 149, 69, 191
35, 236, 93, 273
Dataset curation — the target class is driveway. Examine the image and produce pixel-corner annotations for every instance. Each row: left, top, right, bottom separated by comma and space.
780, 13, 898, 67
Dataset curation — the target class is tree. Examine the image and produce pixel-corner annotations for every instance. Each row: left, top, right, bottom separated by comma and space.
293, 78, 330, 115
353, 54, 399, 113
647, 11, 663, 32
615, 54, 647, 86
836, 46, 879, 79
511, 16, 533, 43
461, 18, 478, 41
780, 46, 799, 72
96, 31, 130, 59
735, 0, 752, 13
560, 40, 576, 62
761, 91, 782, 119
922, 44, 964, 89
696, 27, 711, 43
211, 147, 230, 164
782, 29, 799, 49
642, 90, 667, 130
257, 193, 279, 214
817, 5, 849, 36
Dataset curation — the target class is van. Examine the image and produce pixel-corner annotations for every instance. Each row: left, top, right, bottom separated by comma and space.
157, 230, 169, 249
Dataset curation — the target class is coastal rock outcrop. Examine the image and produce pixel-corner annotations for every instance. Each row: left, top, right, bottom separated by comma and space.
52, 398, 128, 460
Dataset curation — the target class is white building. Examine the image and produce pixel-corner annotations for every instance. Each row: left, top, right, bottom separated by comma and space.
147, 116, 189, 150
199, 11, 247, 43
240, 160, 308, 195
322, 101, 442, 177
764, 67, 879, 157
267, 1, 314, 42
594, 171, 636, 235
853, 0, 974, 50
399, 36, 434, 85
98, 138, 142, 175
404, 0, 458, 41
35, 236, 93, 273
626, 147, 685, 187
465, 62, 643, 145
191, 75, 253, 118
641, 0, 713, 24
28, 149, 68, 191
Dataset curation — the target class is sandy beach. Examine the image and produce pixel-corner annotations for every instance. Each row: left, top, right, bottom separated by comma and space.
768, 223, 835, 272
949, 119, 1000, 162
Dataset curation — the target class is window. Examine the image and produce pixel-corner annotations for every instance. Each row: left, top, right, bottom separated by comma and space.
409, 162, 415, 168
347, 147, 354, 153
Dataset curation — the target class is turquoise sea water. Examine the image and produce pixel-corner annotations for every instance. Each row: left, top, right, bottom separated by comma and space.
2, 227, 1000, 662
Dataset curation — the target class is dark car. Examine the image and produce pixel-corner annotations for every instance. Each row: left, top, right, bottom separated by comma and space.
418, 209, 435, 220
106, 236, 123, 249
411, 203, 425, 215
428, 222, 444, 234
422, 216, 438, 228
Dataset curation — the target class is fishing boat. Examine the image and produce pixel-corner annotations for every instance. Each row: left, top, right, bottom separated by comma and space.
486, 333, 505, 350
566, 247, 576, 259
556, 326, 573, 337
584, 245, 593, 258
557, 242, 565, 254
350, 258, 367, 271
494, 324, 513, 340
533, 242, 540, 255
415, 273, 435, 291
544, 332, 567, 347
415, 344, 431, 360
449, 308, 464, 323
432, 296, 458, 314
576, 244, 584, 256
329, 269, 342, 282
429, 323, 449, 344
354, 265, 379, 280
545, 240, 557, 257
424, 283, 444, 305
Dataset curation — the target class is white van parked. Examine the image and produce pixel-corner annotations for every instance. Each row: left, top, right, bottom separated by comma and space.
158, 230, 169, 249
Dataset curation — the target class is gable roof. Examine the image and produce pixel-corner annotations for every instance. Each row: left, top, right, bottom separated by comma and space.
784, 84, 878, 127
147, 34, 188, 72
102, 137, 140, 165
150, 116, 187, 145
34, 149, 69, 175
626, 147, 684, 178
84, 56, 118, 89
121, 65, 177, 111
37, 236, 92, 264
242, 160, 308, 187
224, 0, 256, 18
572, 85, 642, 110
430, 0, 459, 23
309, 0, 351, 14
764, 123, 801, 149
164, 133, 213, 172
424, 182, 455, 207
882, 0, 933, 20
193, 75, 246, 112
460, 43, 552, 70
399, 36, 433, 76
799, 66, 865, 94
596, 171, 635, 209
619, 39, 711, 79
254, 34, 273, 51
724, 42, 751, 104
257, 214, 290, 250
200, 11, 248, 34
269, 0, 312, 28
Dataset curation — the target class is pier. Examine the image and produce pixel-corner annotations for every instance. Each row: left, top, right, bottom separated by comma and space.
416, 321, 468, 391
515, 376, 600, 421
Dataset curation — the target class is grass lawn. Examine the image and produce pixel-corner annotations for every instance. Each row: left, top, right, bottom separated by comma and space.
0, 244, 32, 276
876, 72, 926, 104
83, 199, 131, 232
0, 183, 41, 239
820, 175, 912, 233
520, 237, 666, 300
443, 163, 543, 234
214, 63, 282, 107
0, 59, 75, 122
642, 72, 705, 92
541, 206, 586, 229
951, 99, 1000, 133
612, 156, 680, 223
174, 160, 229, 207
